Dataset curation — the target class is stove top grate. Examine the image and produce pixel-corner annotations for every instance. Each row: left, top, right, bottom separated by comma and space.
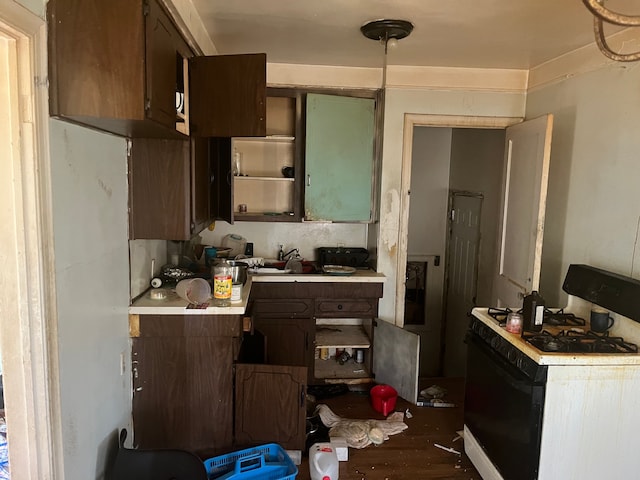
523, 329, 639, 354
487, 307, 586, 327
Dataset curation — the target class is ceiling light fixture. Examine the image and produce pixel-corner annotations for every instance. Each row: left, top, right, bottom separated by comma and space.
361, 19, 414, 88
582, 0, 640, 62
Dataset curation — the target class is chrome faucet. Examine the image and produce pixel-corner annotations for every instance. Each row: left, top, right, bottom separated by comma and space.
282, 248, 300, 260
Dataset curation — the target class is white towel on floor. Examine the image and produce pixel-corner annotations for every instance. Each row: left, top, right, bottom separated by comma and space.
315, 404, 408, 449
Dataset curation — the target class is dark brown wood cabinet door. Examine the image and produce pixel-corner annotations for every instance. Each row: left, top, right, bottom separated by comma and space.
234, 364, 306, 450
144, 0, 182, 128
129, 138, 191, 240
191, 137, 211, 233
253, 317, 314, 368
132, 337, 189, 449
209, 137, 234, 224
132, 336, 235, 453
189, 54, 267, 137
47, 0, 145, 121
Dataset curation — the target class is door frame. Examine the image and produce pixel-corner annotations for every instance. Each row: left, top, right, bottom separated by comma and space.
396, 114, 522, 326
0, 4, 63, 479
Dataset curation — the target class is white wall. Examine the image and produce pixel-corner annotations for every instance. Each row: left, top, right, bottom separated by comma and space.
197, 221, 367, 261
407, 127, 452, 258
526, 64, 640, 305
49, 120, 132, 479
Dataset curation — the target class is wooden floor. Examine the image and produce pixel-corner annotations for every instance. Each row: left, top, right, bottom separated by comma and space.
296, 377, 482, 480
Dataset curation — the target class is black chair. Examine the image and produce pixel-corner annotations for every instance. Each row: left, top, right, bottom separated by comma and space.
108, 429, 208, 480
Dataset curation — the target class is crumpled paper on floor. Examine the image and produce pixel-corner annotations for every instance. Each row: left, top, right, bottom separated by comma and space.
315, 403, 408, 449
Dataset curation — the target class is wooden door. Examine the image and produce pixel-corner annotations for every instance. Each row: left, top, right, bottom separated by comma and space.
209, 137, 234, 224
128, 138, 191, 240
304, 93, 376, 222
492, 115, 553, 307
145, 0, 183, 128
253, 316, 314, 370
444, 192, 483, 377
374, 319, 420, 403
191, 136, 211, 233
234, 364, 307, 450
132, 336, 235, 452
189, 54, 266, 137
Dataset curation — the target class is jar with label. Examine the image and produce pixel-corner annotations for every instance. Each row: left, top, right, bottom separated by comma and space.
213, 264, 232, 307
231, 282, 242, 303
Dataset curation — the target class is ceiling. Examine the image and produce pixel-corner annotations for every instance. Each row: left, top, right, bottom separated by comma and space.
190, 0, 640, 70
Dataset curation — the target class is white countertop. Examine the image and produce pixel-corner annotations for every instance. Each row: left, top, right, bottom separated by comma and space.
129, 270, 386, 315
249, 269, 385, 283
129, 277, 252, 315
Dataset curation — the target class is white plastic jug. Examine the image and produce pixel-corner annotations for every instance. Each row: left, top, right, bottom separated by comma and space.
309, 443, 339, 480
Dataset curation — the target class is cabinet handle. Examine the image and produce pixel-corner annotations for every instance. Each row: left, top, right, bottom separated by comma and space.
337, 304, 343, 310
300, 385, 305, 407
307, 174, 311, 187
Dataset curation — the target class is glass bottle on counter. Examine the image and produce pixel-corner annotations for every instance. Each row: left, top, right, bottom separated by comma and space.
213, 264, 232, 307
522, 290, 545, 333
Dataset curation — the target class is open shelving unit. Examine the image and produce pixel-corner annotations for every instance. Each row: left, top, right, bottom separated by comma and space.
232, 94, 301, 220
314, 319, 373, 384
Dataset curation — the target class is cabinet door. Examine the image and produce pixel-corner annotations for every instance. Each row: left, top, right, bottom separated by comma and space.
189, 54, 267, 137
235, 364, 306, 450
191, 137, 211, 232
128, 138, 191, 240
132, 336, 235, 452
209, 137, 234, 224
145, 0, 182, 128
305, 94, 376, 222
47, 0, 147, 132
253, 317, 314, 368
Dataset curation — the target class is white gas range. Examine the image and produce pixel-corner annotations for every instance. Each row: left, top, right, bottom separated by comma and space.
464, 265, 640, 480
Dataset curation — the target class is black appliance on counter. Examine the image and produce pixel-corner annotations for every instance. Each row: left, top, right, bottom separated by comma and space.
316, 247, 370, 269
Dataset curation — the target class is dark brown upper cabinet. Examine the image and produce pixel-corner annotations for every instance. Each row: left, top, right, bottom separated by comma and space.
48, 0, 266, 139
128, 137, 212, 240
189, 54, 266, 138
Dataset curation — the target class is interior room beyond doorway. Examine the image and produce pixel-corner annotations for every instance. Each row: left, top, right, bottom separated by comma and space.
403, 125, 506, 378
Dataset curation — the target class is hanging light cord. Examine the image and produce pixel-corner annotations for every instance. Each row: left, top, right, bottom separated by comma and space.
582, 0, 640, 61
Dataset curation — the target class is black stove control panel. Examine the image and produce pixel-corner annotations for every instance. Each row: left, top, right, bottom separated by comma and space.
469, 316, 548, 382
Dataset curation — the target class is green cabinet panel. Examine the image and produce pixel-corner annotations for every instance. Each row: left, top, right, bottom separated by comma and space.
304, 94, 375, 222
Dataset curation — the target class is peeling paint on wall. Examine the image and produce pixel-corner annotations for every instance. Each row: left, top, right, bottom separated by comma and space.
381, 188, 400, 259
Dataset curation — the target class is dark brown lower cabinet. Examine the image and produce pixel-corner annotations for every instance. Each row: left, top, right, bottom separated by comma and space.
252, 316, 314, 369
234, 364, 307, 450
131, 314, 240, 454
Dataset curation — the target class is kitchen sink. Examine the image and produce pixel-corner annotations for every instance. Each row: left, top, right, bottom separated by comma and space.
253, 261, 319, 274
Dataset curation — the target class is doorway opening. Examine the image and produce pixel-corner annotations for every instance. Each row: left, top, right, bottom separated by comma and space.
0, 6, 61, 479
398, 116, 518, 378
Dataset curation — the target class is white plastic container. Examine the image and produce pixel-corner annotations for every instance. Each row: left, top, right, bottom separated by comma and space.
175, 278, 211, 305
309, 443, 339, 480
221, 234, 247, 258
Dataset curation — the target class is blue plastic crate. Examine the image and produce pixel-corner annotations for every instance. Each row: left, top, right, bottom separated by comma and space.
204, 443, 297, 480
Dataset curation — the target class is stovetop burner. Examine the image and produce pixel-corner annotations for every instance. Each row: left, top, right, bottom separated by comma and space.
524, 329, 639, 354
